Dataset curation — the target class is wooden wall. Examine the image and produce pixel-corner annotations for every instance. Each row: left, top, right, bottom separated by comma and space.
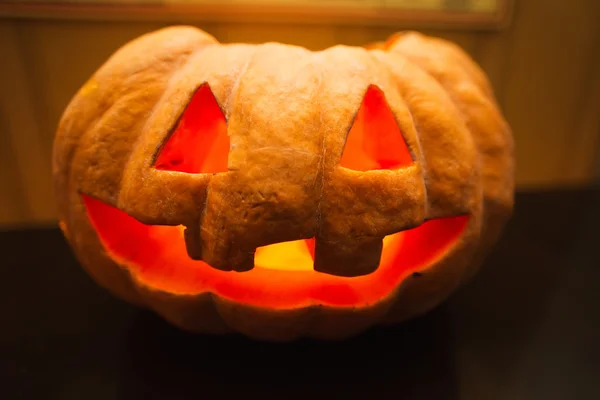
1, 0, 599, 227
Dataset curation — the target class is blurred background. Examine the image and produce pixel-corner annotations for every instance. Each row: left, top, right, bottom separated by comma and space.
0, 0, 599, 227
1, 2, 600, 399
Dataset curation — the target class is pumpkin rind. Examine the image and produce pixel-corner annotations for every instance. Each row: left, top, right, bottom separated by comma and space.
54, 26, 219, 306
53, 26, 513, 341
383, 32, 514, 282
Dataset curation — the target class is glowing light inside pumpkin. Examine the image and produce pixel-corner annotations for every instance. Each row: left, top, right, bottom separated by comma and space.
255, 238, 315, 271
83, 82, 469, 308
84, 195, 468, 308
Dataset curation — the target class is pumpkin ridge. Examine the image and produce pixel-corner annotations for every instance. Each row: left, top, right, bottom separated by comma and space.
66, 28, 215, 212
224, 45, 259, 119
54, 27, 215, 226
312, 51, 328, 241
381, 53, 478, 218
381, 34, 514, 283
383, 32, 513, 235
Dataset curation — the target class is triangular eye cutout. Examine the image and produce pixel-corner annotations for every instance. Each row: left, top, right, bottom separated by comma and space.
340, 85, 413, 171
154, 83, 229, 174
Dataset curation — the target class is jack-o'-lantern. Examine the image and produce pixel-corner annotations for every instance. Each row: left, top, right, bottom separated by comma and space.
53, 27, 514, 341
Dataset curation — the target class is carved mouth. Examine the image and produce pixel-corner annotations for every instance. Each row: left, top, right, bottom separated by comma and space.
83, 194, 469, 309
81, 81, 471, 309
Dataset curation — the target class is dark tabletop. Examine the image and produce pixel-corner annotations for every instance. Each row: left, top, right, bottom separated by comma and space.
2, 188, 600, 400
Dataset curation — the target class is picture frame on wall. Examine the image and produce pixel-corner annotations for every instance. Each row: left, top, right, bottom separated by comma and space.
0, 0, 513, 30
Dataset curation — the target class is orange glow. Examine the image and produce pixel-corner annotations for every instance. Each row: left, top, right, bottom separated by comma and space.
340, 85, 413, 171
83, 195, 468, 308
154, 83, 230, 174
255, 239, 315, 272
83, 83, 468, 308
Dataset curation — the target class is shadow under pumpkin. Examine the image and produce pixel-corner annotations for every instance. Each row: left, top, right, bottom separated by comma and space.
117, 306, 460, 400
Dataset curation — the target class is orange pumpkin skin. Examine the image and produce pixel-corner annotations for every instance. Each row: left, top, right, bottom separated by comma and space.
53, 27, 514, 341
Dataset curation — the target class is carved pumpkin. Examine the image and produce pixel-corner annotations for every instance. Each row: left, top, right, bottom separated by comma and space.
53, 27, 514, 341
